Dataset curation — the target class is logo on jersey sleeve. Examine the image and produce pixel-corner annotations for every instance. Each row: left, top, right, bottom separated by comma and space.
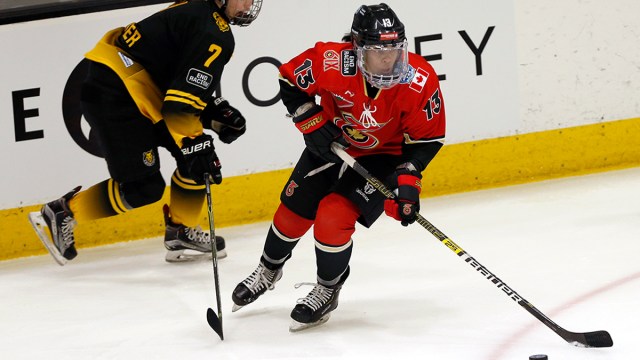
409, 67, 429, 93
323, 50, 340, 72
399, 66, 415, 84
213, 12, 230, 32
187, 68, 212, 89
341, 50, 357, 76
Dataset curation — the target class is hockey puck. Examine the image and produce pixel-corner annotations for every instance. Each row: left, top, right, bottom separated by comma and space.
529, 355, 548, 360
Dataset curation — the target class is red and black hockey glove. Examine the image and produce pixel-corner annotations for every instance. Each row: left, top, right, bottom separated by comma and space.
181, 134, 222, 185
384, 163, 422, 226
201, 97, 247, 144
293, 104, 348, 163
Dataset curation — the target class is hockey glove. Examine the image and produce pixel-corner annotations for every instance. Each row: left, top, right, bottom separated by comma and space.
181, 134, 222, 185
293, 104, 347, 163
201, 97, 247, 144
384, 163, 422, 226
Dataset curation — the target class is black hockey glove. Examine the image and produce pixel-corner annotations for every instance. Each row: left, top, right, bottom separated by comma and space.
201, 97, 246, 144
384, 163, 422, 226
293, 104, 348, 163
180, 134, 222, 185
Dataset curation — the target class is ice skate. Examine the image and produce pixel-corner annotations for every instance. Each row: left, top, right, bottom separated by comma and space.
289, 268, 349, 332
231, 261, 283, 312
28, 186, 81, 266
163, 204, 227, 263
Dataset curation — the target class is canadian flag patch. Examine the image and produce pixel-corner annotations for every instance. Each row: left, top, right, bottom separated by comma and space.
409, 67, 429, 93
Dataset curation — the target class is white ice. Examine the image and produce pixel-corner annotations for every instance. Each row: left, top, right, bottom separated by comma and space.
1, 168, 639, 360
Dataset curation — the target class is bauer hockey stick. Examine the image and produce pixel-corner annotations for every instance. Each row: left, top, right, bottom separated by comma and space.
330, 143, 613, 348
204, 174, 224, 340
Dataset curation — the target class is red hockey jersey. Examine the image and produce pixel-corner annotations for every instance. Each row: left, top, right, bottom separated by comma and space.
279, 41, 446, 158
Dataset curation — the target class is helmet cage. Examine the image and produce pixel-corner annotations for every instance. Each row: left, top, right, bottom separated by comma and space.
221, 0, 263, 27
356, 41, 409, 89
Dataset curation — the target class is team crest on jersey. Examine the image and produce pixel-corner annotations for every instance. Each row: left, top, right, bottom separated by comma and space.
142, 150, 155, 166
323, 50, 340, 72
334, 106, 394, 149
285, 180, 299, 197
187, 68, 212, 89
409, 67, 429, 93
213, 12, 230, 32
341, 50, 357, 76
337, 122, 379, 149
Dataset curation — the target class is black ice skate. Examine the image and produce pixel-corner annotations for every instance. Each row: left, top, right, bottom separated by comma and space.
289, 267, 350, 332
163, 204, 227, 263
231, 261, 283, 312
28, 186, 81, 266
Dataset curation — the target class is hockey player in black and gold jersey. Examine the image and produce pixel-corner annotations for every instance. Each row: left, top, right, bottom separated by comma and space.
28, 0, 263, 265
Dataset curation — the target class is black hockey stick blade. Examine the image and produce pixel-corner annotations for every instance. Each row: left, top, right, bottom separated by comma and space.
207, 308, 224, 340
563, 329, 613, 348
520, 299, 613, 347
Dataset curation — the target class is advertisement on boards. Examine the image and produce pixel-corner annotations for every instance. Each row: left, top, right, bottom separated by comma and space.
0, 0, 518, 208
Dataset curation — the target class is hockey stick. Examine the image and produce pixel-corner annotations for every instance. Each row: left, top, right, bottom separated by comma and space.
330, 143, 613, 348
204, 174, 224, 340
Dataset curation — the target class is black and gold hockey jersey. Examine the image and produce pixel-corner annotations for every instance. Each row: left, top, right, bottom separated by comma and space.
85, 0, 234, 146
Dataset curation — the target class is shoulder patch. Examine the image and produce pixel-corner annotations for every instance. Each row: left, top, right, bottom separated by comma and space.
409, 67, 429, 93
341, 50, 357, 76
399, 66, 415, 84
323, 50, 340, 72
187, 68, 212, 89
213, 12, 230, 32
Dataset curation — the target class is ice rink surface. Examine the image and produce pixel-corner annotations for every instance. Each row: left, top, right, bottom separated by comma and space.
2, 167, 639, 360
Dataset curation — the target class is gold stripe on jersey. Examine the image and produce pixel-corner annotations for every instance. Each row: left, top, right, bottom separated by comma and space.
169, 169, 206, 227
171, 169, 206, 191
163, 112, 204, 147
165, 90, 207, 110
69, 180, 120, 222
84, 28, 163, 124
107, 179, 129, 214
278, 73, 294, 85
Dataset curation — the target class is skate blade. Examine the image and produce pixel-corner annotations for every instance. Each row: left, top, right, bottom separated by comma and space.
164, 249, 227, 263
231, 303, 244, 312
289, 314, 331, 332
28, 212, 67, 266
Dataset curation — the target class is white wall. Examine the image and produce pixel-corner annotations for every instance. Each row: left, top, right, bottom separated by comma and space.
515, 0, 640, 132
0, 0, 638, 208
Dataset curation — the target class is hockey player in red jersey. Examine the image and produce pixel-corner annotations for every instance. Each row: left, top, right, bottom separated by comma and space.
232, 3, 446, 331
28, 0, 263, 265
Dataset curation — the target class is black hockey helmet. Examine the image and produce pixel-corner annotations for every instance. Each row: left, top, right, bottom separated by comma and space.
351, 3, 406, 47
219, 0, 263, 26
350, 3, 409, 89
